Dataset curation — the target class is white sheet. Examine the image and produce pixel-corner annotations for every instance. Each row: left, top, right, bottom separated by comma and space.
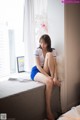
57, 105, 80, 120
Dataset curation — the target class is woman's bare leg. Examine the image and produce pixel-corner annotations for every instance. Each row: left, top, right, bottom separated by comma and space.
44, 52, 55, 78
34, 73, 55, 120
53, 58, 61, 86
43, 52, 61, 86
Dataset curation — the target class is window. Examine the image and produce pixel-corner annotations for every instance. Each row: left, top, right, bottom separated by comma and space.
0, 0, 25, 78
0, 21, 10, 77
0, 0, 48, 77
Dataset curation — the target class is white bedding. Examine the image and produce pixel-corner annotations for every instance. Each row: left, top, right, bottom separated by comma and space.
57, 105, 80, 120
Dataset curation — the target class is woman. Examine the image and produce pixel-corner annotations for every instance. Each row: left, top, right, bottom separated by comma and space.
30, 34, 61, 120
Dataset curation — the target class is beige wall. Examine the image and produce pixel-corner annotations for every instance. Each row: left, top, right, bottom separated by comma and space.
64, 4, 80, 112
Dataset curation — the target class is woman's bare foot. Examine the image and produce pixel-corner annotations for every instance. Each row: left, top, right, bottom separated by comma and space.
53, 78, 61, 87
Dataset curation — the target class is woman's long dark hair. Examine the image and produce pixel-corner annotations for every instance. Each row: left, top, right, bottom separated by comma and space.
39, 34, 53, 52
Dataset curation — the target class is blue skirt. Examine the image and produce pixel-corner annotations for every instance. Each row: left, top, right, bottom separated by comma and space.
30, 66, 40, 80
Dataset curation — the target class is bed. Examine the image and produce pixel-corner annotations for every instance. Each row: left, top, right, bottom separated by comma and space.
57, 105, 80, 120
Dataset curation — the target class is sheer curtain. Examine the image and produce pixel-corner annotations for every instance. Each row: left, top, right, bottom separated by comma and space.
34, 0, 48, 47
0, 21, 10, 77
23, 0, 48, 72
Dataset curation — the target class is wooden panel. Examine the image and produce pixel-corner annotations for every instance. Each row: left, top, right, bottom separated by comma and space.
64, 4, 80, 111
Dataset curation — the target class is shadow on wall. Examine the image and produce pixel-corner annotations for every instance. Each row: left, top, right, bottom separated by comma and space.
56, 51, 65, 113
75, 83, 80, 103
56, 54, 65, 82
55, 38, 64, 56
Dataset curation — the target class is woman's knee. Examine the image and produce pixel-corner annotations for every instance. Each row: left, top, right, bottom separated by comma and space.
46, 78, 53, 86
46, 52, 53, 59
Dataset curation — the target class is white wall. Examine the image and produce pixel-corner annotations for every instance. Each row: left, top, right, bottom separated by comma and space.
48, 0, 65, 112
48, 0, 64, 55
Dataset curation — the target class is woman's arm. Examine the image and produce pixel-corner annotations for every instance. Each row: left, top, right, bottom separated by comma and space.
35, 56, 49, 77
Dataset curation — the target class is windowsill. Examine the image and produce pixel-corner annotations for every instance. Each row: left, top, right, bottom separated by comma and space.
0, 72, 30, 82
0, 72, 45, 99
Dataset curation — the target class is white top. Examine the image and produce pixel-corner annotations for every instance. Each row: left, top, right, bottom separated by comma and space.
34, 48, 56, 67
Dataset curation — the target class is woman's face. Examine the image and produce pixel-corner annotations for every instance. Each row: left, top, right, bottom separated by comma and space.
40, 39, 47, 50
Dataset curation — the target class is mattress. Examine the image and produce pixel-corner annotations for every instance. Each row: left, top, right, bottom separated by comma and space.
57, 105, 80, 120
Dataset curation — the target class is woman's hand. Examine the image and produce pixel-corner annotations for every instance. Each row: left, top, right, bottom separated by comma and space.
53, 77, 61, 87
47, 76, 53, 80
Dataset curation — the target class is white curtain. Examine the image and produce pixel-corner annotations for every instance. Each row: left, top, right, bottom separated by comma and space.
23, 0, 48, 72
0, 21, 10, 77
34, 0, 48, 47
